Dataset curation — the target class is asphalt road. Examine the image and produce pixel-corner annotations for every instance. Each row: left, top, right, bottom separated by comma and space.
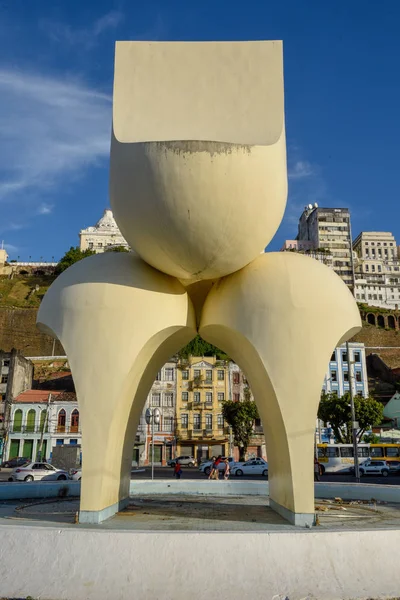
2, 466, 400, 486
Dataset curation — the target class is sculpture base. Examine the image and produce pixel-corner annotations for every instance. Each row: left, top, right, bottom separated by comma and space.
79, 497, 130, 524
269, 498, 315, 527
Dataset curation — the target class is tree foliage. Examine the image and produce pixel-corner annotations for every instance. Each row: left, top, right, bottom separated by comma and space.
105, 245, 129, 252
56, 247, 95, 274
177, 335, 229, 360
222, 400, 259, 461
318, 392, 384, 443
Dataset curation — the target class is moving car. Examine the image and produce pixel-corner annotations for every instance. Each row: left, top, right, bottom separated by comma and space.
0, 457, 29, 469
350, 460, 390, 477
167, 456, 196, 468
231, 458, 268, 477
199, 457, 236, 476
11, 462, 70, 482
70, 468, 82, 481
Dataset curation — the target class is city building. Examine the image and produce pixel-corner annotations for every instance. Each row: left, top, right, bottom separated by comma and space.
4, 390, 79, 462
136, 361, 177, 466
79, 209, 129, 253
0, 247, 8, 266
0, 350, 33, 458
323, 342, 369, 398
175, 357, 230, 462
353, 231, 400, 308
297, 205, 354, 289
280, 240, 334, 269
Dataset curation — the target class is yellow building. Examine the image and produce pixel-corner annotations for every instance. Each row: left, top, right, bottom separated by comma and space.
175, 357, 230, 462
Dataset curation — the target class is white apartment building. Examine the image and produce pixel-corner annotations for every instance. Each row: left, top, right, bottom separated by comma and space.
79, 209, 129, 253
353, 231, 400, 309
297, 205, 354, 289
322, 342, 369, 398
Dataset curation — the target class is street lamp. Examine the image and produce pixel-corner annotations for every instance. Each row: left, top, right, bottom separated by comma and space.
145, 407, 160, 480
346, 341, 360, 483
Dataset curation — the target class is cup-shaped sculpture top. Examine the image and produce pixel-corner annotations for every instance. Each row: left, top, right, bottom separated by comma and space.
110, 41, 288, 282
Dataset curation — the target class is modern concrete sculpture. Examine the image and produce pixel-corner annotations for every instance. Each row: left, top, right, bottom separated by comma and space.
37, 41, 361, 526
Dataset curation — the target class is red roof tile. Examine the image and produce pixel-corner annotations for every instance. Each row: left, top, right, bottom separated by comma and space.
14, 390, 76, 403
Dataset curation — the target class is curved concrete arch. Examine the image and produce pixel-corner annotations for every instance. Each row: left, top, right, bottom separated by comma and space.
37, 252, 197, 522
200, 252, 361, 525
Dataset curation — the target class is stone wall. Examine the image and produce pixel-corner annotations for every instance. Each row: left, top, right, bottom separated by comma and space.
0, 308, 64, 356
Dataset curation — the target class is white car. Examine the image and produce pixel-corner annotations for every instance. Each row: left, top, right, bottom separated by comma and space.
231, 458, 268, 477
199, 457, 236, 476
12, 462, 70, 482
350, 460, 390, 477
70, 468, 82, 480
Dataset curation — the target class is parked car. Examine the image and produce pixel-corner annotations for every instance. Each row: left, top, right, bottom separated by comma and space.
199, 457, 236, 476
70, 469, 82, 481
350, 460, 390, 477
167, 456, 196, 468
11, 462, 70, 482
231, 458, 268, 477
0, 457, 29, 469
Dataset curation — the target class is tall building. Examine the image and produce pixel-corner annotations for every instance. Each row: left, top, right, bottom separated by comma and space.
297, 205, 354, 289
353, 231, 400, 308
322, 342, 369, 398
79, 209, 129, 253
175, 357, 230, 462
280, 240, 334, 269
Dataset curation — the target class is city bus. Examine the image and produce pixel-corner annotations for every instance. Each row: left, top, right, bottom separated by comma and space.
317, 443, 400, 473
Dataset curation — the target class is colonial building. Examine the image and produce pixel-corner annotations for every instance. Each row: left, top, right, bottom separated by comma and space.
175, 357, 230, 462
79, 209, 129, 253
353, 231, 400, 309
4, 390, 79, 462
0, 350, 33, 459
296, 205, 354, 289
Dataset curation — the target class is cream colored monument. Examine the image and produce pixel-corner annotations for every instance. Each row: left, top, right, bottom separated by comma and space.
37, 41, 361, 525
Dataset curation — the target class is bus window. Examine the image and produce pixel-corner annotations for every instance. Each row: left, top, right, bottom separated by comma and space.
318, 447, 326, 458
340, 447, 354, 457
358, 447, 369, 457
370, 447, 384, 457
386, 447, 400, 458
327, 447, 339, 458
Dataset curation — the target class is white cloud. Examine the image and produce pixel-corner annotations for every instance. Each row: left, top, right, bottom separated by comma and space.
40, 11, 123, 48
37, 203, 54, 215
0, 69, 111, 203
288, 160, 314, 180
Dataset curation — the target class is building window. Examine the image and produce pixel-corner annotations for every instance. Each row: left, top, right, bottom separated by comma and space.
153, 420, 161, 432
218, 392, 225, 402
88, 242, 94, 249
164, 417, 173, 432
164, 393, 173, 407
165, 368, 174, 381
205, 392, 213, 404
182, 370, 189, 380
57, 409, 66, 433
194, 392, 201, 403
330, 371, 337, 382
193, 414, 201, 430
70, 439, 78, 445
330, 351, 336, 361
40, 410, 48, 433
205, 369, 212, 382
181, 414, 188, 429
344, 372, 349, 382
98, 243, 103, 248
342, 352, 348, 363
155, 371, 161, 381
1, 393, 5, 401
1, 375, 8, 384
70, 409, 79, 433
233, 372, 240, 384
205, 414, 212, 430
354, 352, 361, 363
3, 360, 9, 368
356, 371, 362, 382
193, 369, 201, 379
56, 439, 63, 446
233, 393, 240, 401
151, 393, 161, 407
217, 370, 225, 380
182, 392, 188, 402
13, 409, 22, 432
217, 414, 224, 428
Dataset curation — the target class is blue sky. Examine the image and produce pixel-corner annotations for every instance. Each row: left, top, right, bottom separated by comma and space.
1, 0, 399, 260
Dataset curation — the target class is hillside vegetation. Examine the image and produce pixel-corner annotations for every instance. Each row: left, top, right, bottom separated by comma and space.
0, 275, 55, 308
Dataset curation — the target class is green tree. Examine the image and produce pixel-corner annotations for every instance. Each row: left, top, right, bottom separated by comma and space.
56, 246, 95, 274
362, 432, 380, 444
318, 392, 384, 443
105, 245, 129, 252
177, 335, 229, 360
222, 400, 259, 461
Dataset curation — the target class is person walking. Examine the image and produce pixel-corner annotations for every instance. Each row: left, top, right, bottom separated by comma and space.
174, 460, 182, 480
208, 456, 217, 480
223, 458, 230, 480
314, 456, 320, 482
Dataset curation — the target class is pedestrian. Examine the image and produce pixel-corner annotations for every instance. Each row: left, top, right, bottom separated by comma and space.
223, 458, 230, 480
208, 456, 217, 480
174, 460, 182, 480
314, 456, 320, 482
211, 455, 223, 480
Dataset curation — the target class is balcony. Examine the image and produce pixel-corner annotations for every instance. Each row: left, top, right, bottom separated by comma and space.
203, 429, 213, 437
10, 425, 81, 435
